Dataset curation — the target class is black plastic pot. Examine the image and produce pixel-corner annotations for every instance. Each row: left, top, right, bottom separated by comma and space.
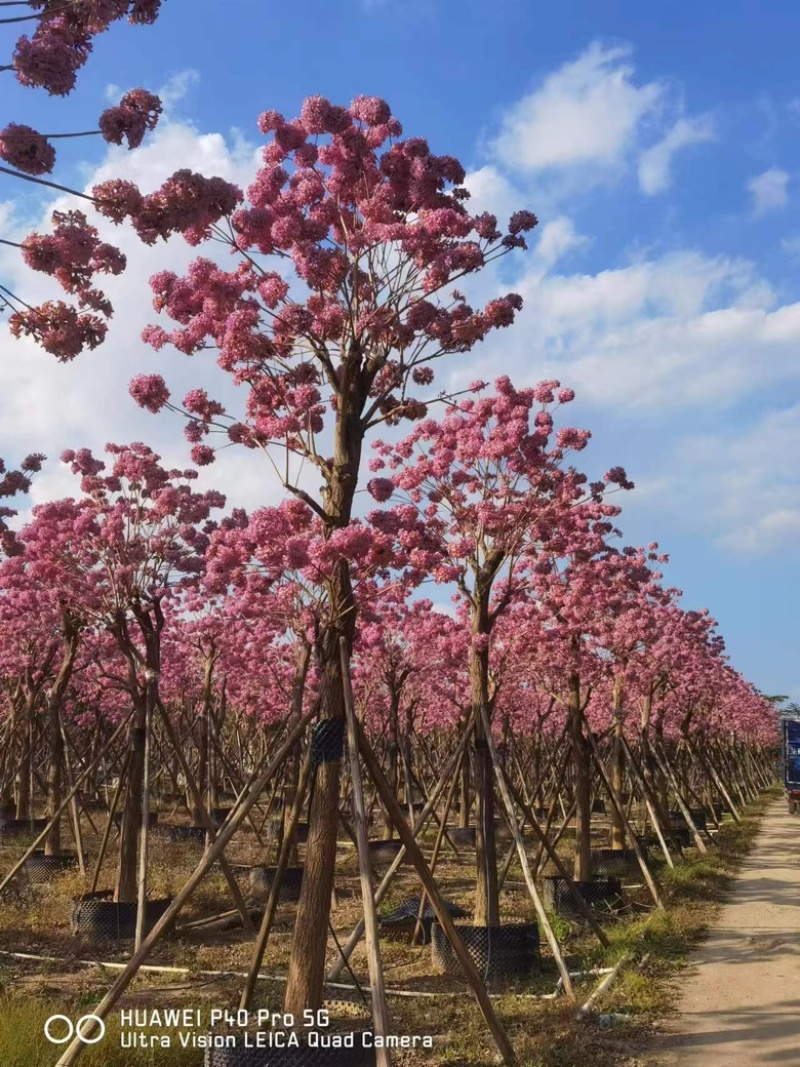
111, 811, 159, 830
210, 807, 233, 825
152, 824, 206, 845
23, 850, 79, 882
590, 847, 647, 879
431, 921, 540, 980
668, 825, 692, 848
245, 865, 304, 903
533, 807, 548, 820
670, 808, 707, 831
204, 1032, 376, 1067
271, 818, 308, 844
542, 876, 624, 920
380, 895, 468, 943
591, 799, 607, 815
449, 827, 477, 848
71, 889, 172, 941
367, 839, 408, 865
0, 817, 49, 837
0, 804, 18, 827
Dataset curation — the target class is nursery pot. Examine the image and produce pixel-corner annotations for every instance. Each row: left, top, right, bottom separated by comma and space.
245, 865, 304, 903
379, 895, 468, 944
590, 847, 647, 879
367, 839, 409, 865
71, 889, 172, 941
449, 826, 477, 848
667, 825, 692, 848
431, 921, 540, 981
152, 823, 206, 845
112, 811, 159, 829
204, 1030, 376, 1067
23, 850, 79, 882
591, 798, 607, 815
542, 876, 624, 920
0, 803, 18, 827
670, 808, 707, 831
0, 817, 49, 837
210, 807, 233, 825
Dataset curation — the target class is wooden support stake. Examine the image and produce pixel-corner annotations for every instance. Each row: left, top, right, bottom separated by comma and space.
477, 704, 576, 995
355, 719, 517, 1067
586, 732, 664, 910
326, 722, 475, 982
53, 706, 317, 1067
0, 711, 134, 895
156, 698, 255, 935
239, 745, 313, 1010
340, 640, 391, 1067
651, 743, 710, 853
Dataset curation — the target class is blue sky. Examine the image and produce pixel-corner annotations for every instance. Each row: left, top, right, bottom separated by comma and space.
1, 1, 799, 701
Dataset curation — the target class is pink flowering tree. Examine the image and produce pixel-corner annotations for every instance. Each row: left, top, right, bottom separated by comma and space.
0, 451, 45, 555
108, 95, 538, 1014
1, 3, 169, 353
370, 376, 633, 922
19, 442, 224, 901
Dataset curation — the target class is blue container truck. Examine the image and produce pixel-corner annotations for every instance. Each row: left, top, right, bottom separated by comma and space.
782, 717, 800, 813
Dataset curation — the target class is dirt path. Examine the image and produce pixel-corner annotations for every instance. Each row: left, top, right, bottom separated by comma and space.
646, 798, 800, 1066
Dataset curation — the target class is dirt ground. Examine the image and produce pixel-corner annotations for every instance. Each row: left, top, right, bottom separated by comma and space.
642, 798, 800, 1067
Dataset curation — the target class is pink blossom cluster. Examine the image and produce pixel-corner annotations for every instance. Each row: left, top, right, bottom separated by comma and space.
12, 2, 162, 97
0, 123, 56, 176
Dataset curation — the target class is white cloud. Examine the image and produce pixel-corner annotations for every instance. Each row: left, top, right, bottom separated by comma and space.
664, 405, 800, 554
464, 164, 526, 227
491, 42, 663, 173
158, 70, 200, 113
637, 114, 714, 195
447, 248, 798, 412
533, 216, 590, 270
748, 168, 790, 216
0, 113, 273, 514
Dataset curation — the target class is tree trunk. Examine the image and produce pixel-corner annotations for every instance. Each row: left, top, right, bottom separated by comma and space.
284, 622, 347, 1016
115, 695, 147, 903
45, 708, 64, 856
283, 340, 366, 1016
15, 717, 31, 820
568, 672, 592, 881
471, 596, 499, 928
610, 676, 625, 850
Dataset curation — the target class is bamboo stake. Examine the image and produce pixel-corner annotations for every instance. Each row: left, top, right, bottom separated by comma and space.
135, 681, 154, 951
0, 710, 134, 895
586, 732, 664, 910
340, 641, 392, 1067
355, 719, 517, 1067
54, 706, 317, 1067
155, 698, 255, 934
619, 735, 674, 868
239, 745, 313, 1009
90, 752, 129, 893
651, 743, 710, 852
326, 721, 475, 982
477, 704, 576, 995
502, 773, 610, 947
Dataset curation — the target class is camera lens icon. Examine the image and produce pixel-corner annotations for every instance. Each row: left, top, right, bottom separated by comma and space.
44, 1014, 106, 1045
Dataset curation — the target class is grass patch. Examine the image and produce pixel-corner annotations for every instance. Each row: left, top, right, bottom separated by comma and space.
0, 789, 777, 1067
0, 995, 198, 1067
